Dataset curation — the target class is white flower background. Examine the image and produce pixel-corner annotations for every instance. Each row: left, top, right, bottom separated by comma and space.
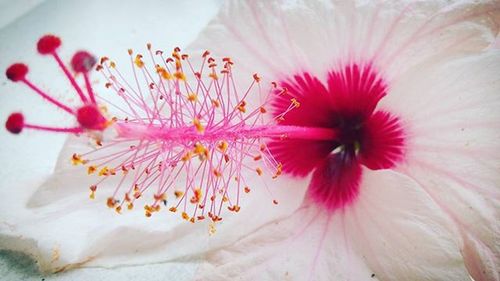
0, 0, 222, 280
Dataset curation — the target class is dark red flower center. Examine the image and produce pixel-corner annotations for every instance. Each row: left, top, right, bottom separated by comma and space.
269, 64, 405, 211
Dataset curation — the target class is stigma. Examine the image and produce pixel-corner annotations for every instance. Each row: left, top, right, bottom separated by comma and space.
5, 35, 107, 135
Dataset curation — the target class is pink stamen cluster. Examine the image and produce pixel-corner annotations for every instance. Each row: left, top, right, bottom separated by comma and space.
5, 35, 338, 223
88, 46, 292, 222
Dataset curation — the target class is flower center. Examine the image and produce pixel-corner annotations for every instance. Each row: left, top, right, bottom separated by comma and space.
269, 64, 405, 211
334, 114, 365, 155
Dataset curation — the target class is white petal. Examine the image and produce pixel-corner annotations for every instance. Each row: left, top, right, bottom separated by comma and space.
195, 169, 470, 281
189, 0, 500, 83
196, 203, 373, 281
344, 169, 469, 281
385, 50, 500, 280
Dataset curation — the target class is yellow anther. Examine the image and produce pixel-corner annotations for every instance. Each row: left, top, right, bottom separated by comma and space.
291, 98, 300, 108
127, 203, 134, 210
209, 72, 218, 80
256, 167, 263, 176
182, 212, 190, 221
187, 93, 198, 102
87, 165, 97, 175
71, 153, 87, 165
134, 191, 142, 199
253, 73, 261, 82
213, 169, 222, 177
173, 71, 186, 80
98, 166, 110, 176
193, 118, 205, 133
181, 151, 193, 162
134, 54, 144, 68
272, 163, 283, 179
189, 217, 195, 223
208, 222, 217, 236
109, 61, 116, 68
222, 196, 228, 202
155, 65, 171, 80
194, 142, 207, 155
190, 187, 202, 204
211, 99, 220, 108
174, 190, 184, 198
169, 207, 177, 212
106, 197, 116, 208
115, 206, 122, 214
217, 141, 228, 152
237, 101, 246, 113
153, 193, 167, 201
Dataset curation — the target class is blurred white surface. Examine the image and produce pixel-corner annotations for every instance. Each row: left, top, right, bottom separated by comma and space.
0, 0, 221, 280
0, 0, 45, 29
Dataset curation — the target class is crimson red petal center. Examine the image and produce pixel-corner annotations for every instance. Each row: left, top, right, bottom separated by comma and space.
269, 64, 405, 211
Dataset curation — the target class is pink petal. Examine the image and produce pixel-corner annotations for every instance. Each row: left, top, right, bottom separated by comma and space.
308, 154, 362, 211
360, 110, 405, 170
269, 72, 336, 176
327, 64, 386, 119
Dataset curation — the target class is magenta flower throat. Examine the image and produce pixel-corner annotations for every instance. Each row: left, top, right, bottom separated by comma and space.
270, 65, 405, 211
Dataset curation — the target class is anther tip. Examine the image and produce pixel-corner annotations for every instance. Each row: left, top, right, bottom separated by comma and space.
71, 51, 97, 73
37, 34, 61, 55
6, 112, 24, 134
6, 63, 28, 82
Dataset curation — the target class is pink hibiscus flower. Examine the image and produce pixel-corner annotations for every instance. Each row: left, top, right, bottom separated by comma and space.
1, 1, 499, 280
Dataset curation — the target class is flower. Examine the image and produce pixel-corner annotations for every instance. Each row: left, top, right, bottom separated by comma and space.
0, 1, 498, 280
184, 0, 500, 280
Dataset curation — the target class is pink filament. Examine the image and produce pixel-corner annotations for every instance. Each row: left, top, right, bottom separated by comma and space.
21, 78, 75, 114
24, 123, 83, 133
52, 52, 88, 103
